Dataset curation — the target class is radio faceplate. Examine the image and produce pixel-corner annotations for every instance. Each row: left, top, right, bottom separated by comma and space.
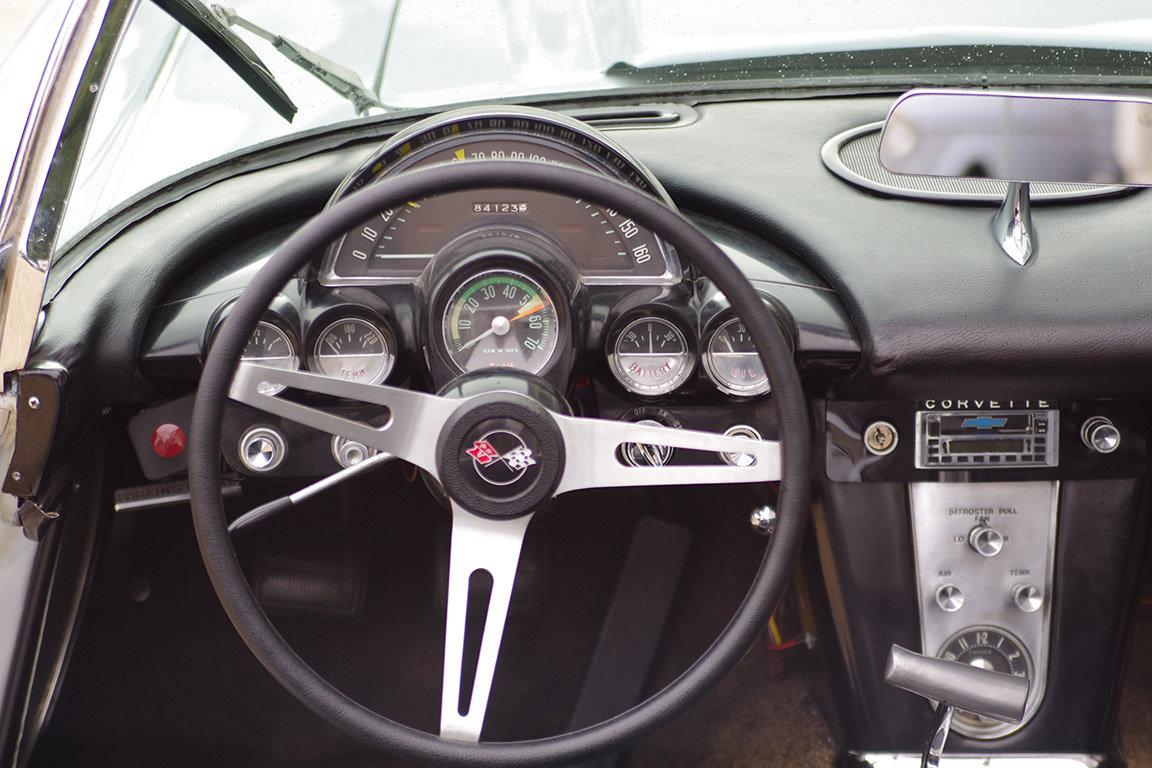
915, 409, 1059, 470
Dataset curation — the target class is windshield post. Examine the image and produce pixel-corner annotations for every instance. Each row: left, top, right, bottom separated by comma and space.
0, 0, 136, 530
0, 0, 136, 374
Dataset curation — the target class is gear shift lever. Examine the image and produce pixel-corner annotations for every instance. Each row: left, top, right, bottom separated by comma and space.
885, 645, 1030, 768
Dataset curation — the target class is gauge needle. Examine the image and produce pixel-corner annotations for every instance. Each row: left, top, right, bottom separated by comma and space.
457, 301, 546, 351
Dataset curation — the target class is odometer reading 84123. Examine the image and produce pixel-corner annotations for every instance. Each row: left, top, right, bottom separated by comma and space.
441, 269, 559, 374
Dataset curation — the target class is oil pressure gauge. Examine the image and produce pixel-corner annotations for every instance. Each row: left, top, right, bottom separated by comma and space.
703, 318, 771, 397
608, 316, 695, 396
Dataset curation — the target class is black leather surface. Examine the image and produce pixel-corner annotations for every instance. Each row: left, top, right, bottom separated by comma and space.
188, 161, 812, 766
608, 98, 1152, 400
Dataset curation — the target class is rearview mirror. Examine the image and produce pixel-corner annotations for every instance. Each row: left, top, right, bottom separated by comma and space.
878, 89, 1152, 265
879, 90, 1152, 186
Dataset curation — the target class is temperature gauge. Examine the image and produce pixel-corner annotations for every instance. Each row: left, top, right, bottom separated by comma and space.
703, 318, 771, 396
608, 316, 694, 396
310, 317, 396, 385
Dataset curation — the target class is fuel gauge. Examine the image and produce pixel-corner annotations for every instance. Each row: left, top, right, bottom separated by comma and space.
240, 320, 300, 396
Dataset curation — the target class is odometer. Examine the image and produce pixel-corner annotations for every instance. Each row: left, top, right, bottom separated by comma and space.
442, 269, 559, 374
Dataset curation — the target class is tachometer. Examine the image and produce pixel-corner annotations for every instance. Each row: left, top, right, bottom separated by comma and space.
608, 316, 695, 396
442, 269, 559, 374
310, 317, 396, 384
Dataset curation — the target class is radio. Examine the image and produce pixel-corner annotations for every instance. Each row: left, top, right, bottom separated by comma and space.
914, 409, 1059, 469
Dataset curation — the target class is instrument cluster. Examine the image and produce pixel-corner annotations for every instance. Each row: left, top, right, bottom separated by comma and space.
238, 275, 771, 401
234, 106, 775, 405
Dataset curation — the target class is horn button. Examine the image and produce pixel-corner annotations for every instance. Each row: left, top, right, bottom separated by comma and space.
436, 392, 565, 519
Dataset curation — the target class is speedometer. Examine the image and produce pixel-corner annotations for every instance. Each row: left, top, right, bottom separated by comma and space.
322, 107, 677, 286
442, 269, 559, 374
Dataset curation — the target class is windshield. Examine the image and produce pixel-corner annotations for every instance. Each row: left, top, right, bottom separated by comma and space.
60, 0, 1152, 247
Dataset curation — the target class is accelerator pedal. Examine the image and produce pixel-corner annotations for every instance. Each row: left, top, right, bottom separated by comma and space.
569, 516, 692, 768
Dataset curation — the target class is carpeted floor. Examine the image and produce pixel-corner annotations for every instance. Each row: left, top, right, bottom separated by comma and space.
1119, 609, 1152, 767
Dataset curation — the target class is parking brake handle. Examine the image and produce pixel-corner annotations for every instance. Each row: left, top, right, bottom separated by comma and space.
885, 644, 1030, 768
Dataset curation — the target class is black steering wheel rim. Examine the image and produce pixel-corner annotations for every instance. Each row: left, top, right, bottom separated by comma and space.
189, 160, 812, 767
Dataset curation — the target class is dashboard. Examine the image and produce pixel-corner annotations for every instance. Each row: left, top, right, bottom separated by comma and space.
138, 106, 856, 479
25, 95, 1152, 761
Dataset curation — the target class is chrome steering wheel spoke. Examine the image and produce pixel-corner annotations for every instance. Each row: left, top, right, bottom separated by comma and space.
229, 362, 457, 477
552, 413, 781, 493
439, 502, 533, 742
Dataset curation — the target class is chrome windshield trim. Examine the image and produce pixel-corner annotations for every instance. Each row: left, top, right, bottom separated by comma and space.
0, 0, 137, 373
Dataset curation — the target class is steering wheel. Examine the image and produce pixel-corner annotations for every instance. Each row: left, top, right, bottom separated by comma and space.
189, 160, 811, 767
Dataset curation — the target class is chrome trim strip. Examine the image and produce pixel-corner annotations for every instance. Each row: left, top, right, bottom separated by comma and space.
113, 479, 241, 513
851, 752, 1104, 767
821, 122, 1131, 204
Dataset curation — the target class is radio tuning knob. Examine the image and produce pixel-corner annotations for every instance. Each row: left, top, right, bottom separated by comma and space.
968, 525, 1004, 557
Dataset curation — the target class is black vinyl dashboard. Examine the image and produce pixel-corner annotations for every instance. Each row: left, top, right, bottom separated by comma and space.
124, 105, 858, 478
32, 94, 1152, 456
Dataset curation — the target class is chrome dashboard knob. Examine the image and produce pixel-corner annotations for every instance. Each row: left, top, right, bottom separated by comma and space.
1081, 416, 1121, 454
968, 525, 1004, 557
934, 584, 965, 613
239, 426, 286, 473
1012, 584, 1044, 613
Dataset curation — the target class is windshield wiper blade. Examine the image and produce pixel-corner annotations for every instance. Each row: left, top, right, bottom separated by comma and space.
210, 4, 387, 115
151, 0, 297, 122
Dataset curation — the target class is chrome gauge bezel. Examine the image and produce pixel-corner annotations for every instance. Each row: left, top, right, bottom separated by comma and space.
702, 317, 772, 397
238, 319, 300, 396
438, 266, 561, 376
607, 315, 696, 397
308, 315, 397, 386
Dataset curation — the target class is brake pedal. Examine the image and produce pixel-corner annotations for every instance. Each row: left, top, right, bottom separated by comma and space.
252, 529, 371, 618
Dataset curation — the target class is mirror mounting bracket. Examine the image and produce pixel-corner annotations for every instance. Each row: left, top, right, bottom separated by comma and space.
992, 181, 1035, 266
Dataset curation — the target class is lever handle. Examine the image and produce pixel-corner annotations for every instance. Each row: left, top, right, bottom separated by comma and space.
885, 644, 1030, 724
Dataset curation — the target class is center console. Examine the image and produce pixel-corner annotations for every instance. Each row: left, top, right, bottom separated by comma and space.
813, 399, 1149, 765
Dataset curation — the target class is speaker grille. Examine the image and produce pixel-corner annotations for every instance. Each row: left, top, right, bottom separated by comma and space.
822, 122, 1130, 202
